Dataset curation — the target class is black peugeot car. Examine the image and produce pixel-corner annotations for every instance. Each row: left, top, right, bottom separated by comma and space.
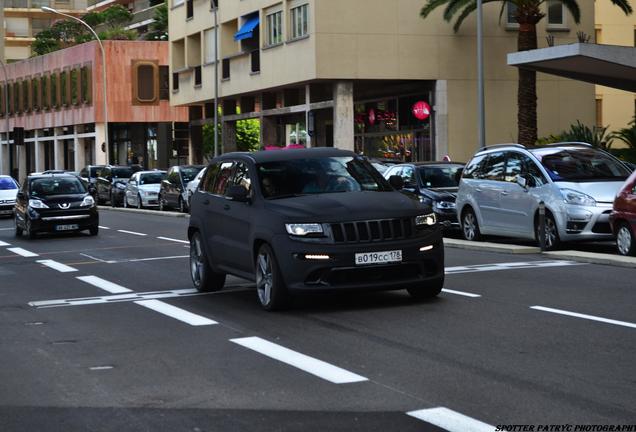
188, 148, 444, 311
383, 162, 464, 229
14, 173, 99, 239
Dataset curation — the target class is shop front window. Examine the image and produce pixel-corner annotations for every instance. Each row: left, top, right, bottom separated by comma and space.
355, 99, 398, 134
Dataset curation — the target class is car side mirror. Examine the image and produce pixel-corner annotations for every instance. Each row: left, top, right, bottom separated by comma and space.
516, 176, 527, 189
388, 175, 404, 190
226, 185, 250, 203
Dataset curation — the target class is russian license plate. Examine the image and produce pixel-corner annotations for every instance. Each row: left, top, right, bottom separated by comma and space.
355, 250, 402, 265
55, 224, 79, 231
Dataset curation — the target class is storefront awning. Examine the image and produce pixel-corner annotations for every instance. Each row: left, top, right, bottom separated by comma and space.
234, 17, 260, 41
507, 43, 636, 92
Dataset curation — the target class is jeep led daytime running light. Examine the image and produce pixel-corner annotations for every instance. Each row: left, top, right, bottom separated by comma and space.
304, 254, 331, 260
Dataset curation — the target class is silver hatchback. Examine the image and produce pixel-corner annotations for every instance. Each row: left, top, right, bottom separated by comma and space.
455, 143, 631, 249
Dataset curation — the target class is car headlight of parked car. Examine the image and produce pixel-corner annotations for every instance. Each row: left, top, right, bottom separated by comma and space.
285, 223, 324, 236
81, 196, 95, 207
28, 199, 49, 209
561, 189, 596, 207
415, 213, 437, 226
433, 200, 456, 211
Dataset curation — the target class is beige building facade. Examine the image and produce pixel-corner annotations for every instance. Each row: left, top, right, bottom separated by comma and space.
595, 2, 636, 133
169, 0, 595, 163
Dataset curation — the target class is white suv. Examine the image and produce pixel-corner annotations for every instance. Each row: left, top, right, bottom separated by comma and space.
456, 143, 632, 249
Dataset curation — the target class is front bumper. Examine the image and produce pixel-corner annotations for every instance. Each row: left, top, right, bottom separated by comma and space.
141, 194, 160, 207
28, 208, 99, 233
0, 204, 14, 216
558, 202, 614, 241
270, 230, 444, 292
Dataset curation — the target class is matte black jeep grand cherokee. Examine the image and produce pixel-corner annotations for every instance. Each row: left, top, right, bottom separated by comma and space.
188, 148, 444, 310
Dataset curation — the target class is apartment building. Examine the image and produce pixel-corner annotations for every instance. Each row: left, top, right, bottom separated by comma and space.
2, 0, 88, 62
86, 0, 164, 39
168, 0, 595, 162
0, 40, 188, 181
595, 2, 636, 132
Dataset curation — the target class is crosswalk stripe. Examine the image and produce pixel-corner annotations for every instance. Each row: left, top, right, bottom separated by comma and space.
406, 407, 493, 432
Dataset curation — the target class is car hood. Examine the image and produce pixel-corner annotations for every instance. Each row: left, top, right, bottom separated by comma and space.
264, 191, 426, 221
138, 184, 160, 193
38, 194, 88, 207
420, 187, 458, 201
0, 189, 18, 201
556, 181, 625, 204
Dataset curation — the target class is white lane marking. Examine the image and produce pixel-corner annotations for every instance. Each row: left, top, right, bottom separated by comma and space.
0, 240, 10, 246
406, 407, 493, 432
230, 336, 368, 384
0, 227, 15, 231
121, 255, 188, 263
135, 300, 217, 326
36, 260, 78, 273
441, 289, 481, 298
7, 247, 39, 257
531, 306, 636, 329
98, 226, 110, 230
117, 229, 147, 236
80, 253, 116, 264
29, 285, 255, 308
446, 260, 583, 274
89, 366, 113, 371
76, 276, 132, 294
157, 236, 189, 244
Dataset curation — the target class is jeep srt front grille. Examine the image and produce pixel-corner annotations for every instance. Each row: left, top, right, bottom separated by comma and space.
330, 218, 413, 243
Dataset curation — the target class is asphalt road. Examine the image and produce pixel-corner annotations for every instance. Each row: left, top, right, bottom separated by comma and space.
0, 210, 634, 432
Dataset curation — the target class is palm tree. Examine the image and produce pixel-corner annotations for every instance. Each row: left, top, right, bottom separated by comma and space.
420, 0, 633, 147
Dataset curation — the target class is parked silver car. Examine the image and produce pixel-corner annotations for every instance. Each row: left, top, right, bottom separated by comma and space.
124, 170, 166, 209
186, 166, 207, 210
456, 143, 632, 249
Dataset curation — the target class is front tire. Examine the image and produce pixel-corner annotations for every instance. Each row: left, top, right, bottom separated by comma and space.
24, 218, 36, 240
123, 195, 129, 208
89, 226, 99, 236
190, 231, 225, 292
15, 215, 23, 237
137, 194, 143, 209
536, 212, 560, 250
461, 208, 482, 241
179, 196, 186, 213
255, 244, 289, 311
110, 192, 117, 208
616, 222, 635, 256
407, 275, 444, 300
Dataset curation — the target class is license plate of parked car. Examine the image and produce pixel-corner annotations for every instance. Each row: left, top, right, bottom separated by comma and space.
355, 250, 402, 265
55, 224, 79, 231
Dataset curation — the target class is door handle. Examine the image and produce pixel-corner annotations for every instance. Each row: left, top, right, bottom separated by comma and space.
475, 188, 483, 192
501, 191, 509, 196
223, 204, 230, 210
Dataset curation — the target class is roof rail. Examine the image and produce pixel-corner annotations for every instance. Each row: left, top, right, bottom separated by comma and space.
543, 141, 593, 148
479, 143, 526, 151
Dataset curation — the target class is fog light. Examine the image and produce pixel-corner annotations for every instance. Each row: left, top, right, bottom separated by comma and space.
419, 245, 433, 252
304, 254, 331, 260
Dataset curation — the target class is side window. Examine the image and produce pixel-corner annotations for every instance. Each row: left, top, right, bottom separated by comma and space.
386, 166, 402, 178
168, 169, 180, 184
230, 162, 252, 193
401, 167, 415, 185
462, 154, 487, 179
201, 164, 219, 192
209, 161, 234, 195
525, 158, 548, 187
504, 152, 524, 183
483, 152, 505, 181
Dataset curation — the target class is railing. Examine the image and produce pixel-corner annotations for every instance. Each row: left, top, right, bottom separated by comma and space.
5, 0, 83, 8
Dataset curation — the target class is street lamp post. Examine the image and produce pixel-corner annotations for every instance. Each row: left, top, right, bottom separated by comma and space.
0, 60, 10, 176
41, 6, 109, 164
477, 0, 486, 149
213, 3, 219, 157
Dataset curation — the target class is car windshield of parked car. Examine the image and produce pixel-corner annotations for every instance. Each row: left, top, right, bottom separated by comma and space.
181, 167, 203, 184
257, 156, 392, 199
532, 149, 630, 182
0, 177, 18, 190
112, 168, 133, 179
139, 173, 165, 185
30, 178, 86, 197
371, 162, 388, 174
418, 166, 463, 188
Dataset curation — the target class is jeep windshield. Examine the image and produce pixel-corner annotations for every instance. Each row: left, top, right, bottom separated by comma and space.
257, 156, 392, 199
531, 148, 630, 182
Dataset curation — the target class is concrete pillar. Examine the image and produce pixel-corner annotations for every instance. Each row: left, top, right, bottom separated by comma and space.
0, 135, 6, 176
434, 80, 448, 160
54, 128, 64, 170
332, 81, 354, 151
261, 116, 277, 148
74, 135, 85, 172
18, 145, 27, 183
305, 84, 312, 148
94, 123, 107, 165
222, 121, 237, 153
34, 130, 45, 172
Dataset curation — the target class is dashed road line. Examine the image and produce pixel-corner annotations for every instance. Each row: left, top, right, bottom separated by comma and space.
36, 260, 78, 273
230, 336, 368, 384
98, 226, 110, 229
406, 407, 493, 432
441, 288, 481, 298
157, 236, 189, 244
117, 229, 147, 236
76, 275, 132, 294
80, 253, 116, 264
531, 306, 636, 329
7, 247, 39, 257
0, 240, 10, 246
135, 299, 217, 326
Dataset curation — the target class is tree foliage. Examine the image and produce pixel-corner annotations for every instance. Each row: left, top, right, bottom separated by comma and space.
610, 116, 636, 149
145, 1, 169, 41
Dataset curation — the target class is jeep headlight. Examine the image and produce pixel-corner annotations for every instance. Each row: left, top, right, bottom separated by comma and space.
415, 213, 436, 226
561, 189, 596, 207
285, 223, 324, 236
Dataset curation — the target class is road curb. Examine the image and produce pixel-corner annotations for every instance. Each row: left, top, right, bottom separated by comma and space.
444, 238, 541, 254
97, 206, 190, 218
544, 250, 636, 269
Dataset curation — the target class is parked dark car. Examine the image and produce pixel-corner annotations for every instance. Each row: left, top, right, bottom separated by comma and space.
79, 165, 106, 187
384, 162, 464, 229
95, 165, 137, 207
159, 165, 205, 212
610, 169, 636, 256
14, 173, 98, 238
188, 148, 444, 311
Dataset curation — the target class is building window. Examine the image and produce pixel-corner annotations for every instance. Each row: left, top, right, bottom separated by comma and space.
0, 85, 5, 117
32, 77, 40, 111
194, 66, 202, 87
160, 66, 170, 100
266, 11, 283, 46
14, 82, 21, 114
595, 98, 603, 128
133, 62, 159, 104
506, 2, 518, 27
547, 1, 565, 27
22, 79, 30, 113
186, 0, 193, 19
204, 28, 216, 64
41, 75, 50, 110
290, 4, 309, 39
60, 70, 69, 107
80, 66, 92, 104
211, 0, 218, 9
222, 58, 230, 80
172, 72, 180, 91
70, 68, 79, 105
51, 72, 59, 108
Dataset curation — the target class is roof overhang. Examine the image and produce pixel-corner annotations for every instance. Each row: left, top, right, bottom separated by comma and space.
507, 43, 636, 92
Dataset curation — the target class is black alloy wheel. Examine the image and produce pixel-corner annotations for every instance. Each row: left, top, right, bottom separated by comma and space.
189, 231, 226, 292
89, 226, 99, 236
255, 244, 289, 311
536, 212, 560, 250
407, 275, 444, 300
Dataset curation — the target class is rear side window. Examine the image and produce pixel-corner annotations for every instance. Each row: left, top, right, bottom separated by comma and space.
482, 152, 505, 181
462, 154, 487, 179
229, 162, 252, 193
201, 164, 219, 192
208, 162, 234, 195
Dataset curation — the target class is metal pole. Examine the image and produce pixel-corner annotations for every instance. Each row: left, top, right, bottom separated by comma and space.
0, 60, 10, 176
477, 0, 486, 149
213, 4, 219, 157
41, 7, 109, 164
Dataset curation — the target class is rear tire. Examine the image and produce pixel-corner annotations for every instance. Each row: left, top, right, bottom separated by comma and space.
89, 226, 99, 236
461, 208, 482, 241
190, 231, 226, 292
24, 218, 36, 240
255, 244, 289, 311
407, 275, 444, 300
110, 192, 117, 208
616, 222, 635, 256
